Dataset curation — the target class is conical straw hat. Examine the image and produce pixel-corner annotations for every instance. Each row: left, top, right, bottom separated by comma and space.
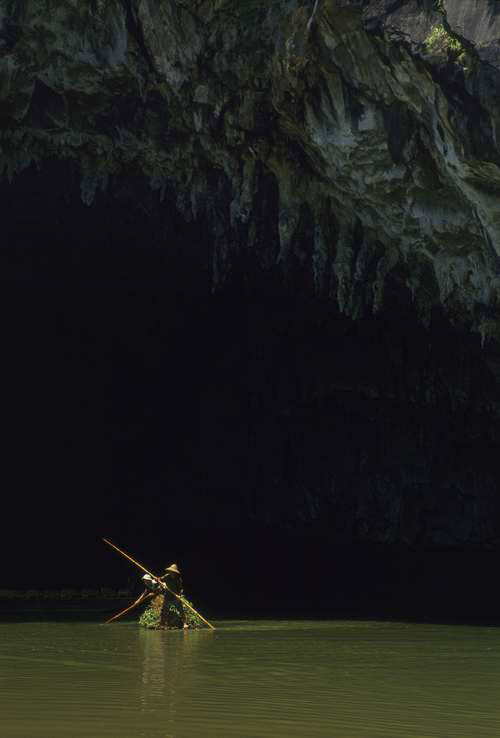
165, 563, 180, 575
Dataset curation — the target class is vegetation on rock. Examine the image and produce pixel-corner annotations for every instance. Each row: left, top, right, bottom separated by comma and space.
424, 24, 467, 65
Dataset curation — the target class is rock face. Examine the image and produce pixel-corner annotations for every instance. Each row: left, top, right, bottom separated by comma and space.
3, 0, 500, 325
3, 0, 500, 546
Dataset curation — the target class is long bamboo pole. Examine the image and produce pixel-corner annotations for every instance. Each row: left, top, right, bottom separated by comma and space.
104, 592, 154, 625
102, 538, 216, 630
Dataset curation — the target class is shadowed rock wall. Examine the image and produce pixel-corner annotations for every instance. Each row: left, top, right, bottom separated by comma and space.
3, 1, 500, 552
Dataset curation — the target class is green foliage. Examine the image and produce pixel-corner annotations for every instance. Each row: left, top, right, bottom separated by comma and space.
424, 24, 463, 56
424, 24, 470, 68
138, 598, 205, 629
138, 603, 160, 629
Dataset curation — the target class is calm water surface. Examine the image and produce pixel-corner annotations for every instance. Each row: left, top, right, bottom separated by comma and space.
1, 619, 499, 737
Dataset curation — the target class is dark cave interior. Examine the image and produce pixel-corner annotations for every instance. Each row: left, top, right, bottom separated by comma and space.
3, 164, 500, 622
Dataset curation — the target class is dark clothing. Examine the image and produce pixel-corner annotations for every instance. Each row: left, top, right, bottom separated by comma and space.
158, 572, 186, 628
140, 570, 186, 629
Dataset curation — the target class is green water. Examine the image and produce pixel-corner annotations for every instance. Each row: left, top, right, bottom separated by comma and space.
1, 620, 500, 737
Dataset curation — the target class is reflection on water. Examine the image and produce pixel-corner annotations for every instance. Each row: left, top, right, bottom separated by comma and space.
139, 627, 212, 737
1, 620, 500, 737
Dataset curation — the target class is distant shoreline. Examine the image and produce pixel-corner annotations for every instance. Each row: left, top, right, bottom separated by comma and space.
0, 589, 133, 620
0, 588, 132, 600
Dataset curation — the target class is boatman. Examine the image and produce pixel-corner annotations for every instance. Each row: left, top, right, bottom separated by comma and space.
142, 563, 187, 629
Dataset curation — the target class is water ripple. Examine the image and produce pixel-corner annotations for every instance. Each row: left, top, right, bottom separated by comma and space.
1, 620, 499, 737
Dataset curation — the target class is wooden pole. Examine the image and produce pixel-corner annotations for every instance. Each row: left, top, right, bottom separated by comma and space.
175, 594, 216, 631
102, 538, 216, 630
103, 538, 157, 579
104, 592, 154, 625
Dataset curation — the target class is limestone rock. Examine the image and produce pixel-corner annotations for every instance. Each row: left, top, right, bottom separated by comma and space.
1, 0, 500, 334
4, 1, 500, 546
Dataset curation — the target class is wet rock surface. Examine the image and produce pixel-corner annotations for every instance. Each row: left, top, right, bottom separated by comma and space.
2, 1, 500, 324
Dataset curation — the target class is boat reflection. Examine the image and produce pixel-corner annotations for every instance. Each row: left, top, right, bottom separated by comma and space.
139, 627, 214, 737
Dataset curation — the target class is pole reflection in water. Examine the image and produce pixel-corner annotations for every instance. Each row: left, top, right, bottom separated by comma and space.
139, 628, 213, 737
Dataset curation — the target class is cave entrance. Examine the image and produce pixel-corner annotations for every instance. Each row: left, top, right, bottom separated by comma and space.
3, 164, 500, 620
2, 161, 210, 288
